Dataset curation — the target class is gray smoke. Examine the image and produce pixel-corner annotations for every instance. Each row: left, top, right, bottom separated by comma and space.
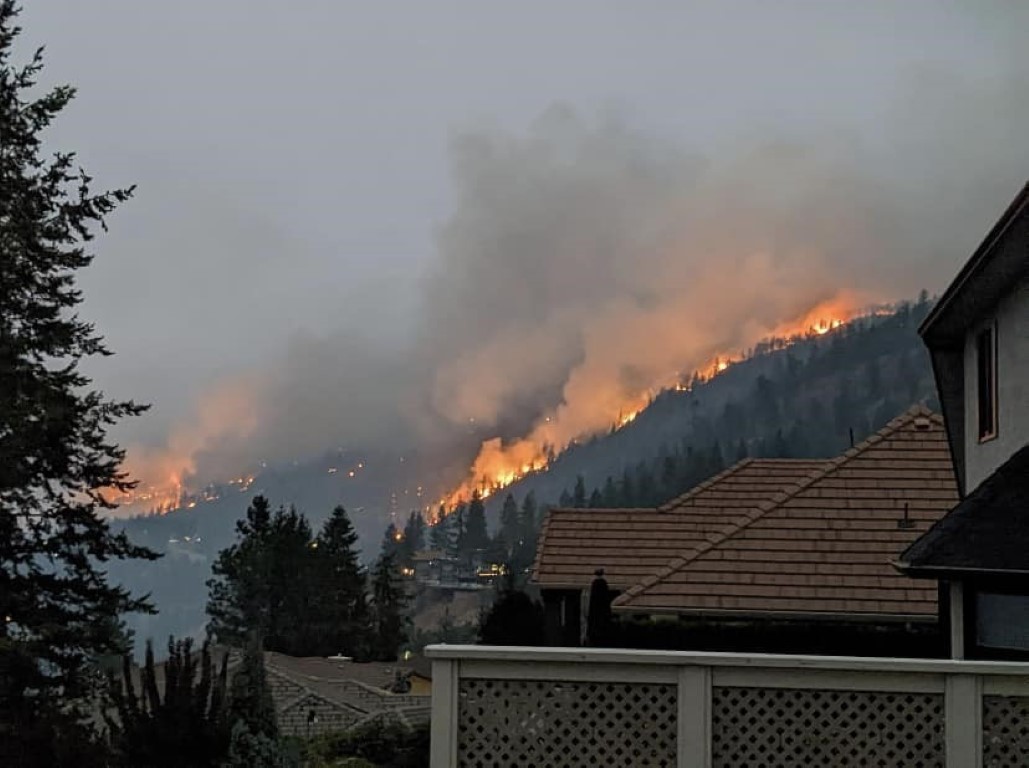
106, 4, 1029, 499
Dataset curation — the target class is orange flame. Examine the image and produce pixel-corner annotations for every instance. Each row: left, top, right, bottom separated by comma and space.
112, 376, 259, 514
438, 291, 880, 510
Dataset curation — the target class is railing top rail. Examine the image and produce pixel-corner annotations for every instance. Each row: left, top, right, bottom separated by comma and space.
424, 644, 1029, 676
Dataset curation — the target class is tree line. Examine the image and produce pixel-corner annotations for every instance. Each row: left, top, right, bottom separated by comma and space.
206, 496, 406, 662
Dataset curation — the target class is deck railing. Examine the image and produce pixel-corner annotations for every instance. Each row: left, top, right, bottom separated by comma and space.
426, 645, 1029, 767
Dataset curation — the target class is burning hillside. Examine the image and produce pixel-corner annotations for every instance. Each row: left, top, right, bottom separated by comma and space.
111, 109, 981, 519
438, 293, 884, 507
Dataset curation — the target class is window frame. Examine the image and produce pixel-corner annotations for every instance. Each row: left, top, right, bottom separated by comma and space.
966, 578, 1029, 661
975, 321, 998, 443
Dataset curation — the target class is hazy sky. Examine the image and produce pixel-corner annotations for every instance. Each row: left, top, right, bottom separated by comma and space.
16, 2, 1029, 487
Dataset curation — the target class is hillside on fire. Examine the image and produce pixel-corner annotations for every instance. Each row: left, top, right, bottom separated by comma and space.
108, 296, 937, 646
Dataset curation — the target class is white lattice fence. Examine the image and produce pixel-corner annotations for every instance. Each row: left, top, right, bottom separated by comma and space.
711, 686, 945, 767
983, 695, 1029, 767
457, 678, 677, 767
427, 646, 1029, 768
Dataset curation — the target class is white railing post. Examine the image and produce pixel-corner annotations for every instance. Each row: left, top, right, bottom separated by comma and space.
430, 659, 459, 768
677, 666, 712, 768
945, 673, 982, 768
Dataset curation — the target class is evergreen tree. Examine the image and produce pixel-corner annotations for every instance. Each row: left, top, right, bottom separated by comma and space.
601, 475, 619, 507
206, 498, 317, 656
463, 490, 489, 552
499, 493, 519, 552
588, 488, 604, 508
106, 638, 230, 768
370, 554, 407, 661
707, 441, 725, 476
207, 496, 275, 647
635, 463, 655, 506
313, 506, 370, 658
429, 506, 451, 551
753, 374, 779, 427
450, 502, 467, 558
558, 488, 573, 507
833, 380, 855, 438
572, 475, 587, 508
864, 358, 883, 399
0, 6, 159, 761
227, 639, 277, 741
400, 510, 426, 563
518, 492, 538, 545
660, 455, 678, 496
619, 469, 635, 507
380, 522, 401, 561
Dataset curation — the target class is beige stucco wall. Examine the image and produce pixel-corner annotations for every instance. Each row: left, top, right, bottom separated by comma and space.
964, 276, 1029, 491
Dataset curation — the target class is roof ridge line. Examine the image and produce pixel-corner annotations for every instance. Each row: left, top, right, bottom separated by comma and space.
614, 408, 937, 607
657, 458, 755, 512
265, 665, 371, 714
614, 462, 828, 604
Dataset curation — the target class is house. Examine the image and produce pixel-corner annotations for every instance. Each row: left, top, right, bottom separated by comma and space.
425, 187, 1029, 766
897, 181, 1029, 660
261, 652, 430, 736
411, 549, 451, 584
111, 647, 431, 739
533, 457, 828, 645
533, 407, 958, 654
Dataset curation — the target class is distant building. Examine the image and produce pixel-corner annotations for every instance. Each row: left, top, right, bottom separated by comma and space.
261, 652, 430, 737
898, 181, 1029, 660
411, 549, 448, 584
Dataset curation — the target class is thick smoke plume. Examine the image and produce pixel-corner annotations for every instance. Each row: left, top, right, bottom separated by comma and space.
123, 40, 1029, 505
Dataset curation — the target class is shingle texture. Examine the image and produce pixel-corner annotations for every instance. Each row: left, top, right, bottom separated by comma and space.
532, 459, 825, 590
898, 443, 1029, 574
612, 407, 957, 618
262, 652, 430, 736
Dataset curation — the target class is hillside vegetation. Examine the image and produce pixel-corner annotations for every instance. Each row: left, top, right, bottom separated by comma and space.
112, 296, 938, 647
486, 294, 936, 521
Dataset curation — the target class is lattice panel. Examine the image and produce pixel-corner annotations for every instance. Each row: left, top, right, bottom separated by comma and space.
711, 686, 944, 767
458, 678, 676, 767
983, 695, 1029, 766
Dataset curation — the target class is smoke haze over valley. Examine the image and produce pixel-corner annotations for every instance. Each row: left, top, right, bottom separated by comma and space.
20, 1, 1029, 511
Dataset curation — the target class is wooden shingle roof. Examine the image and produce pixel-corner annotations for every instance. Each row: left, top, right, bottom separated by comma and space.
612, 406, 958, 619
532, 458, 827, 590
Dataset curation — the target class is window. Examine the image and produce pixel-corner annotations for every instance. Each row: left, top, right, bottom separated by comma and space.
976, 592, 1029, 652
976, 324, 997, 441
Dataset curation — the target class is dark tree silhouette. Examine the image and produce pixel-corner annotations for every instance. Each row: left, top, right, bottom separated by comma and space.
371, 553, 407, 661
227, 638, 277, 741
106, 638, 230, 768
479, 589, 545, 646
463, 490, 489, 552
0, 4, 158, 761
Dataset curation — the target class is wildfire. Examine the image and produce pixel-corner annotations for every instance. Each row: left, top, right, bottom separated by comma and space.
618, 409, 640, 428
437, 291, 879, 511
109, 376, 259, 515
113, 291, 886, 521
